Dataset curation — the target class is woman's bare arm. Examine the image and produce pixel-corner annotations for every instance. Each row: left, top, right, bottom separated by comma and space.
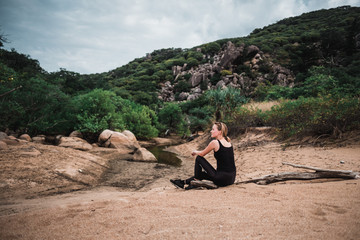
191, 140, 218, 157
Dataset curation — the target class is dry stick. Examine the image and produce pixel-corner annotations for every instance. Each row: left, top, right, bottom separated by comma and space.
236, 162, 360, 185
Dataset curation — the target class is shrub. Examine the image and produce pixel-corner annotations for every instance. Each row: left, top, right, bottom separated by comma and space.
228, 106, 266, 136
72, 89, 124, 134
205, 87, 248, 121
186, 57, 199, 69
264, 96, 360, 139
174, 80, 191, 93
202, 42, 221, 55
210, 73, 221, 85
220, 69, 232, 76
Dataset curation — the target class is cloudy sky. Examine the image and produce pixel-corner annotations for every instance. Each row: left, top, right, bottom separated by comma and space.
1, 0, 359, 74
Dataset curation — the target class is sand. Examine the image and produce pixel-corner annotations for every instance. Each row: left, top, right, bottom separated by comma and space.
0, 129, 359, 239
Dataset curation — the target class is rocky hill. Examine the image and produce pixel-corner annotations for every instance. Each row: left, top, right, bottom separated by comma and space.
105, 6, 359, 104
159, 41, 295, 102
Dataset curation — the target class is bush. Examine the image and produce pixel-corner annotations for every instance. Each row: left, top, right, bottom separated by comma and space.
264, 96, 360, 139
72, 89, 124, 134
202, 42, 221, 55
205, 87, 248, 121
174, 80, 191, 93
71, 89, 159, 139
186, 57, 199, 69
220, 69, 232, 76
228, 106, 266, 136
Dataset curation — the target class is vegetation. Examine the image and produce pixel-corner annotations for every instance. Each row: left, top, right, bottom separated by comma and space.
1, 6, 359, 141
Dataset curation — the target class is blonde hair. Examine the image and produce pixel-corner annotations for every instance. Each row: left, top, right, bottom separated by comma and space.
214, 122, 231, 142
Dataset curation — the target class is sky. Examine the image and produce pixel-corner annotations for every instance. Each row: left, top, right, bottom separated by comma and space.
1, 0, 359, 74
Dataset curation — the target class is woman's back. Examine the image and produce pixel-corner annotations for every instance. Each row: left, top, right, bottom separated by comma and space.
214, 140, 236, 172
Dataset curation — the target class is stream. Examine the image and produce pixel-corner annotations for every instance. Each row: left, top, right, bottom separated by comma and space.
146, 145, 182, 167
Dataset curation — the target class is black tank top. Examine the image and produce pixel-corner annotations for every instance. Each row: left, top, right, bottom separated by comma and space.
214, 140, 236, 173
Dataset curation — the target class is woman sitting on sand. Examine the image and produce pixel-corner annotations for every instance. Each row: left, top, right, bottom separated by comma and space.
171, 122, 236, 190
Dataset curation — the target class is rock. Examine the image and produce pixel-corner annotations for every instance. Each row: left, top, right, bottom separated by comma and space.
355, 33, 360, 49
216, 80, 226, 89
246, 45, 260, 58
1, 138, 20, 145
32, 135, 45, 144
0, 140, 8, 150
160, 81, 175, 102
58, 137, 93, 151
69, 131, 83, 138
133, 147, 157, 162
0, 132, 8, 140
122, 130, 137, 142
189, 73, 203, 87
187, 93, 202, 101
98, 129, 140, 154
178, 92, 189, 101
19, 147, 41, 157
219, 41, 244, 68
172, 65, 183, 75
19, 134, 32, 142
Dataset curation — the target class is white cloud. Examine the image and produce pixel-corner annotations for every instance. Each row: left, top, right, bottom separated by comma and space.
0, 0, 359, 73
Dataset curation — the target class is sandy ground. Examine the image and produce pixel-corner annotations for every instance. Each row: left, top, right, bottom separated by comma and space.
0, 129, 359, 239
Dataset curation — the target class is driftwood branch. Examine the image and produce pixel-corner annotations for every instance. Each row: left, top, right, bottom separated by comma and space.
281, 162, 353, 173
236, 162, 360, 185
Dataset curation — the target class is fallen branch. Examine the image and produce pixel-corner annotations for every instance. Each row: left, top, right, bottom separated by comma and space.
236, 162, 359, 185
281, 162, 354, 173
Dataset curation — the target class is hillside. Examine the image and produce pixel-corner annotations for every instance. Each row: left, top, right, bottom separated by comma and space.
0, 6, 359, 138
106, 5, 360, 103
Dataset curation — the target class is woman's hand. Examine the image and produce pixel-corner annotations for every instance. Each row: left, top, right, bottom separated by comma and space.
191, 150, 198, 156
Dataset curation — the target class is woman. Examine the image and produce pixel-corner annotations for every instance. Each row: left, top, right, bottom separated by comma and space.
170, 122, 236, 190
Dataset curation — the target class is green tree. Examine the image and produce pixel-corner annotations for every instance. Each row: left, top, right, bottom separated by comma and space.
158, 102, 188, 135
71, 89, 124, 134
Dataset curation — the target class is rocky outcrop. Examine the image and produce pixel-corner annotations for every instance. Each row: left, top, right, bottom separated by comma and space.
159, 41, 295, 101
219, 42, 245, 68
159, 81, 175, 102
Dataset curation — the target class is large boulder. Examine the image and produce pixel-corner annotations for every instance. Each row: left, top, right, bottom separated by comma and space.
133, 147, 157, 162
98, 129, 140, 154
58, 137, 93, 151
